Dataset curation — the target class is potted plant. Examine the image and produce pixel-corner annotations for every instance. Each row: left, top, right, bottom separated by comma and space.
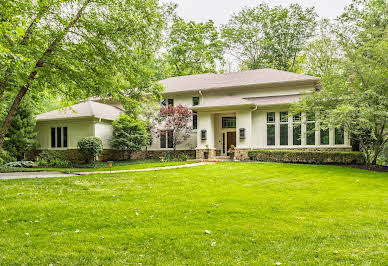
204, 145, 210, 159
227, 145, 235, 160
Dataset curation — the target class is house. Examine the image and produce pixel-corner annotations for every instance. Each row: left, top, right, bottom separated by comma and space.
34, 68, 351, 161
35, 100, 123, 161
147, 68, 351, 160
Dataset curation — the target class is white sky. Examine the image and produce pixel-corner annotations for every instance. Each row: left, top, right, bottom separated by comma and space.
161, 0, 352, 25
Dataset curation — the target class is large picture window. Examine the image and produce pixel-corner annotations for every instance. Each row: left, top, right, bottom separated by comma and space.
293, 113, 301, 145
335, 127, 344, 145
306, 112, 315, 145
280, 112, 288, 145
222, 117, 236, 128
50, 127, 68, 148
266, 112, 275, 146
160, 130, 173, 149
320, 128, 330, 145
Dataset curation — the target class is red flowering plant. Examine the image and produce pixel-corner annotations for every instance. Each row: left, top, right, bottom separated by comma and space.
227, 145, 235, 154
154, 104, 193, 154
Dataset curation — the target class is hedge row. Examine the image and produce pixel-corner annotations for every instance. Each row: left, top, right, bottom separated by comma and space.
248, 150, 365, 165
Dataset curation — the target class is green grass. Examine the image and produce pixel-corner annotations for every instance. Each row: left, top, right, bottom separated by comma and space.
27, 160, 197, 173
0, 162, 387, 264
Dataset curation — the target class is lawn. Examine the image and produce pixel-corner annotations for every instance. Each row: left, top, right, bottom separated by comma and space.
0, 162, 387, 264
34, 160, 199, 173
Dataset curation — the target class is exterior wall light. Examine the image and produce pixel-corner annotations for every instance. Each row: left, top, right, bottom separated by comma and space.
239, 128, 246, 139
201, 129, 207, 140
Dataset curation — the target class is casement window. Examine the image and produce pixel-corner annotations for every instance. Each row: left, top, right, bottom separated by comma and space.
161, 99, 174, 106
192, 111, 198, 129
222, 117, 236, 128
279, 111, 288, 145
335, 127, 344, 145
192, 97, 200, 106
266, 112, 275, 146
160, 130, 173, 149
306, 112, 316, 145
320, 128, 330, 145
293, 113, 301, 145
50, 127, 68, 148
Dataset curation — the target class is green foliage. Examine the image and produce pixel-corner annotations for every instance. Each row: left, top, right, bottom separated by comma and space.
5, 161, 35, 168
77, 137, 103, 163
222, 3, 317, 71
0, 99, 38, 159
0, 149, 16, 166
248, 150, 365, 165
165, 17, 224, 76
111, 114, 151, 154
164, 152, 189, 162
38, 150, 71, 167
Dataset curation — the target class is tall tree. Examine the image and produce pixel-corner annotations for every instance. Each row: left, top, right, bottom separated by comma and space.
293, 0, 388, 165
166, 17, 224, 76
0, 0, 166, 152
222, 3, 317, 71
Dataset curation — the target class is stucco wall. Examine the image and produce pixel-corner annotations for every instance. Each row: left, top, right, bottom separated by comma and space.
94, 122, 113, 149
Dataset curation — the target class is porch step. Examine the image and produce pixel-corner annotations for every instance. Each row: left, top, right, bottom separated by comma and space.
201, 156, 232, 162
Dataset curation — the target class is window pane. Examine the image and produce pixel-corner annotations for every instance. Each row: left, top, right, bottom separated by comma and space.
280, 112, 288, 123
168, 99, 174, 106
267, 112, 275, 123
192, 97, 200, 106
306, 123, 315, 145
293, 113, 301, 122
320, 128, 329, 145
160, 131, 166, 148
280, 124, 288, 145
63, 127, 68, 148
51, 128, 56, 148
267, 125, 275, 146
193, 112, 197, 129
167, 130, 174, 148
335, 127, 344, 145
293, 124, 301, 145
161, 99, 166, 106
56, 127, 62, 148
222, 117, 236, 128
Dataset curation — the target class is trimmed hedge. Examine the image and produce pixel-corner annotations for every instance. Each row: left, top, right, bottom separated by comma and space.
248, 150, 365, 165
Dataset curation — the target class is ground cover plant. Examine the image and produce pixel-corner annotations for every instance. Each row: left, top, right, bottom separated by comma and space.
0, 162, 387, 264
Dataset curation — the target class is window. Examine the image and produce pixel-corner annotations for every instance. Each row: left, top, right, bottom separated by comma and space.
335, 127, 344, 145
160, 130, 173, 148
193, 111, 197, 129
306, 112, 315, 145
168, 99, 174, 106
293, 113, 301, 145
50, 127, 68, 148
192, 97, 200, 106
266, 112, 275, 146
320, 128, 329, 145
222, 117, 236, 128
280, 112, 288, 145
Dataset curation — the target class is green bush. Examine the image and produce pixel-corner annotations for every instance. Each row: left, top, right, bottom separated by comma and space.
0, 150, 16, 166
78, 137, 103, 163
38, 150, 71, 167
248, 150, 365, 165
5, 161, 35, 168
164, 152, 190, 162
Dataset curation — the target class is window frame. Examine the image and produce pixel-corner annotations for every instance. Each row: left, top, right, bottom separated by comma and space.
192, 97, 200, 106
279, 111, 288, 146
266, 112, 276, 146
222, 117, 236, 129
50, 126, 68, 148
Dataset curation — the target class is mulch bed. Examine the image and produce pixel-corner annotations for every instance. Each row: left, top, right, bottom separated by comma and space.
342, 164, 388, 173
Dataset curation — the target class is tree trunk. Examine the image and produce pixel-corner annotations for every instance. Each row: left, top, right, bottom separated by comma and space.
0, 0, 90, 153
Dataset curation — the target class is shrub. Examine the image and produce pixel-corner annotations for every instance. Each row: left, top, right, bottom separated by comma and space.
0, 150, 16, 166
38, 150, 71, 167
78, 137, 103, 162
248, 150, 365, 165
5, 161, 35, 168
164, 152, 189, 162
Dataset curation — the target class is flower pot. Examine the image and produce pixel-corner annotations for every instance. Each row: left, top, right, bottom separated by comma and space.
229, 153, 235, 160
204, 152, 209, 159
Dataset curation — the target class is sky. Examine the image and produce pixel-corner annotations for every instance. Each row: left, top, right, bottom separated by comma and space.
160, 0, 352, 25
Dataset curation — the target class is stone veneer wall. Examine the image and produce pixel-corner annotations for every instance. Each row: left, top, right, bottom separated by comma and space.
196, 149, 216, 160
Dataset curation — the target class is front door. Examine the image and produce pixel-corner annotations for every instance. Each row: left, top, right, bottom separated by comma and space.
227, 131, 236, 151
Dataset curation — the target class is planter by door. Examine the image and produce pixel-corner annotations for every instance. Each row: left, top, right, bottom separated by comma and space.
229, 153, 235, 160
204, 152, 209, 159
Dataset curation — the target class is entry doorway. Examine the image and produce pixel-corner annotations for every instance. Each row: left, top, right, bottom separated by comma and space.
222, 131, 236, 155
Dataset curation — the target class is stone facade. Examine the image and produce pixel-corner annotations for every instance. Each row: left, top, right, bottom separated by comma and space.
235, 149, 250, 161
196, 149, 216, 160
130, 150, 196, 160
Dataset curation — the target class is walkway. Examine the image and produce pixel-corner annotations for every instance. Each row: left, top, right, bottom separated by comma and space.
0, 162, 212, 180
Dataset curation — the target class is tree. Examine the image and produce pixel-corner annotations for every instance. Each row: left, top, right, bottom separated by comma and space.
155, 104, 192, 153
222, 3, 317, 71
0, 0, 166, 153
292, 0, 388, 165
111, 114, 151, 159
2, 99, 38, 160
166, 17, 224, 76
